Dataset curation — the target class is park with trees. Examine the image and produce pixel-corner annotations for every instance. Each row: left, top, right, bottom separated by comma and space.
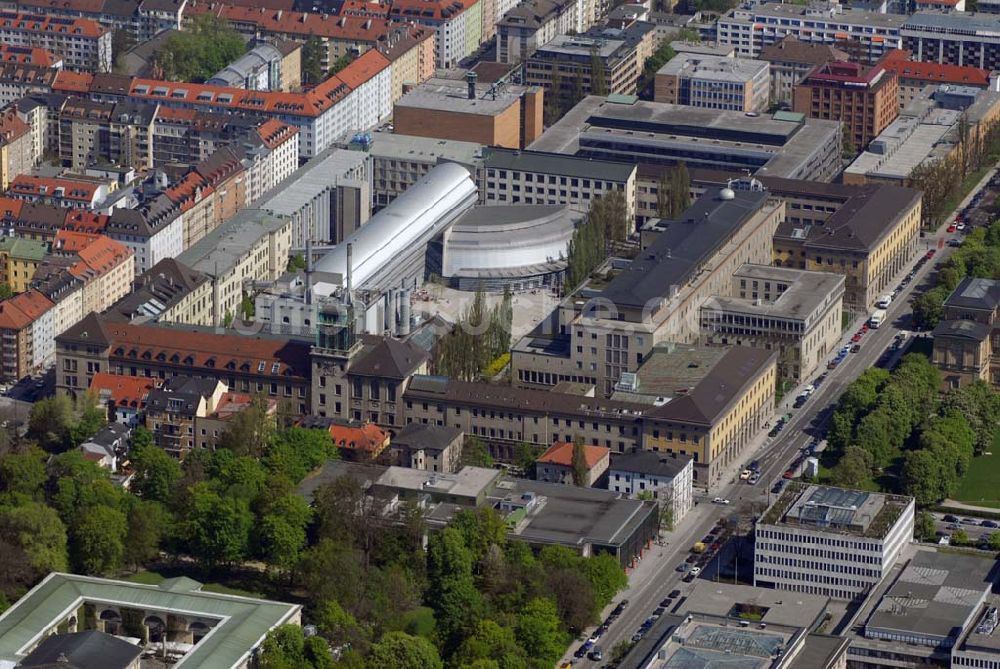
0, 390, 628, 668
155, 15, 247, 83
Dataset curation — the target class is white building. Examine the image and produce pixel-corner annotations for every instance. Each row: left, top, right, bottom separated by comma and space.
241, 121, 300, 207
28, 300, 55, 367
755, 485, 915, 601
608, 450, 694, 526
105, 199, 184, 275
339, 51, 393, 133
497, 0, 580, 64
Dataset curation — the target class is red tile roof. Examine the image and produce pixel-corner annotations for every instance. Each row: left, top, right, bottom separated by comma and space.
164, 172, 213, 212
186, 1, 394, 40
54, 229, 101, 253
0, 109, 29, 145
62, 210, 109, 234
328, 422, 388, 454
537, 441, 610, 470
255, 119, 298, 149
9, 175, 100, 203
89, 372, 162, 409
0, 10, 107, 37
52, 70, 95, 93
881, 49, 990, 87
336, 48, 390, 89
0, 288, 53, 330
0, 197, 22, 219
0, 45, 61, 67
68, 234, 131, 279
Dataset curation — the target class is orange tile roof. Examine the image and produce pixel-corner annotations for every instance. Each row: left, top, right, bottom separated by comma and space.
0, 197, 22, 219
164, 172, 213, 211
328, 422, 388, 453
69, 234, 131, 278
52, 70, 95, 93
340, 0, 392, 16
0, 10, 107, 37
537, 441, 610, 470
9, 175, 100, 203
62, 210, 109, 234
89, 372, 162, 409
54, 229, 101, 253
0, 288, 53, 330
0, 45, 61, 67
388, 0, 468, 21
336, 48, 390, 89
880, 49, 990, 87
186, 1, 394, 40
255, 119, 298, 149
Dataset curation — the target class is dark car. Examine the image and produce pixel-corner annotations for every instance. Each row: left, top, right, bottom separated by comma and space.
683, 573, 696, 582
749, 460, 760, 471
982, 520, 999, 528
703, 535, 716, 543
574, 646, 588, 659
793, 396, 807, 408
660, 598, 673, 607
653, 607, 666, 617
772, 480, 786, 494
669, 589, 681, 598
943, 514, 959, 523
686, 554, 698, 564
631, 632, 644, 643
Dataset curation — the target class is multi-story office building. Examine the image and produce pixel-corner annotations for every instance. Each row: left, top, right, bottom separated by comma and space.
366, 132, 480, 210
654, 54, 770, 113
932, 277, 1000, 390
717, 3, 904, 61
512, 184, 784, 396
700, 264, 845, 383
760, 36, 849, 106
0, 11, 111, 72
615, 344, 777, 488
793, 61, 899, 151
755, 484, 915, 600
769, 178, 922, 310
525, 22, 655, 98
479, 147, 636, 219
532, 96, 843, 184
902, 11, 1000, 70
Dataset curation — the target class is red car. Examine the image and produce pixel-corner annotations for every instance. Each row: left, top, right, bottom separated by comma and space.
851, 333, 862, 342
783, 469, 795, 479
926, 249, 936, 259
947, 224, 957, 233
861, 324, 869, 332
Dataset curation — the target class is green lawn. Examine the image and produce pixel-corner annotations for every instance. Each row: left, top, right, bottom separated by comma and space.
954, 432, 1000, 508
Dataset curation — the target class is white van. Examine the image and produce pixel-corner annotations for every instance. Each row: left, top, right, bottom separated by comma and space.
876, 294, 892, 309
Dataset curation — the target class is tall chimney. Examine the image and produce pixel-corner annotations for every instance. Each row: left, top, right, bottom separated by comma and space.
345, 242, 353, 304
466, 70, 477, 100
398, 289, 411, 336
304, 237, 313, 305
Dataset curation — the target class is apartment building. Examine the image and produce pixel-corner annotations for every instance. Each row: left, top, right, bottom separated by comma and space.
902, 11, 1000, 71
755, 484, 915, 600
388, 0, 486, 68
176, 210, 291, 326
0, 64, 58, 109
932, 278, 1000, 390
638, 345, 776, 488
387, 422, 464, 473
512, 184, 784, 395
56, 97, 156, 172
0, 236, 45, 292
770, 178, 922, 310
0, 109, 31, 191
533, 96, 843, 185
880, 49, 993, 109
377, 24, 435, 105
497, 0, 579, 64
393, 74, 544, 149
150, 108, 264, 168
6, 0, 185, 42
104, 195, 183, 274
0, 11, 111, 72
0, 288, 52, 380
105, 258, 214, 328
0, 44, 62, 68
759, 36, 848, 106
717, 3, 905, 60
55, 313, 313, 412
48, 230, 134, 318
700, 265, 845, 383
189, 146, 246, 227
793, 61, 899, 151
654, 54, 770, 113
608, 450, 693, 525
239, 120, 300, 207
526, 25, 654, 98
144, 375, 227, 456
479, 148, 636, 219
8, 174, 109, 210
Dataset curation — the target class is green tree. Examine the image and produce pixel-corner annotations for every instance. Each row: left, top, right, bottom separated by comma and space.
315, 599, 370, 652
302, 35, 326, 85
903, 448, 949, 506
583, 552, 628, 609
0, 283, 12, 299
513, 442, 543, 473
124, 499, 171, 571
329, 53, 354, 74
829, 446, 872, 489
914, 511, 936, 542
571, 437, 588, 486
130, 443, 182, 504
260, 624, 334, 669
366, 631, 443, 669
952, 528, 970, 545
159, 15, 246, 82
988, 532, 1000, 551
71, 505, 127, 575
27, 395, 74, 451
0, 502, 68, 577
183, 483, 253, 568
427, 527, 482, 652
462, 436, 494, 468
216, 394, 275, 458
911, 286, 950, 330
515, 597, 566, 669
0, 446, 47, 501
452, 619, 528, 669
258, 494, 312, 573
451, 507, 508, 563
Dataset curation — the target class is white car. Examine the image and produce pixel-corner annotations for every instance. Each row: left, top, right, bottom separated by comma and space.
690, 567, 702, 576
802, 384, 815, 396
712, 497, 730, 505
739, 469, 751, 480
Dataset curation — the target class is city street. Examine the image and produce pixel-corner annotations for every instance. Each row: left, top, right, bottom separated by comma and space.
561, 171, 993, 667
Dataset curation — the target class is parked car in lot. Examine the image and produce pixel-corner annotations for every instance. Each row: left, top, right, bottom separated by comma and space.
689, 567, 701, 577
981, 520, 999, 528
712, 497, 730, 505
943, 514, 959, 523
772, 480, 786, 494
669, 589, 681, 599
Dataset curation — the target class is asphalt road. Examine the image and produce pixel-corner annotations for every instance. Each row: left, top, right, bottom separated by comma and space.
562, 171, 995, 668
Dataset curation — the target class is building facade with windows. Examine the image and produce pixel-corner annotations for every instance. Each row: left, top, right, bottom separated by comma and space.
608, 450, 693, 525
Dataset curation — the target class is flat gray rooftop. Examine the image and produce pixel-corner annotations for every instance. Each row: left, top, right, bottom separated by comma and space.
743, 2, 906, 28
259, 147, 367, 216
679, 582, 830, 628
176, 209, 287, 277
763, 484, 911, 539
367, 131, 483, 166
866, 550, 996, 644
482, 146, 636, 181
703, 264, 845, 322
394, 77, 532, 116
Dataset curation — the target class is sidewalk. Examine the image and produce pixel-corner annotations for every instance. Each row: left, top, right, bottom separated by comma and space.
941, 499, 1000, 515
